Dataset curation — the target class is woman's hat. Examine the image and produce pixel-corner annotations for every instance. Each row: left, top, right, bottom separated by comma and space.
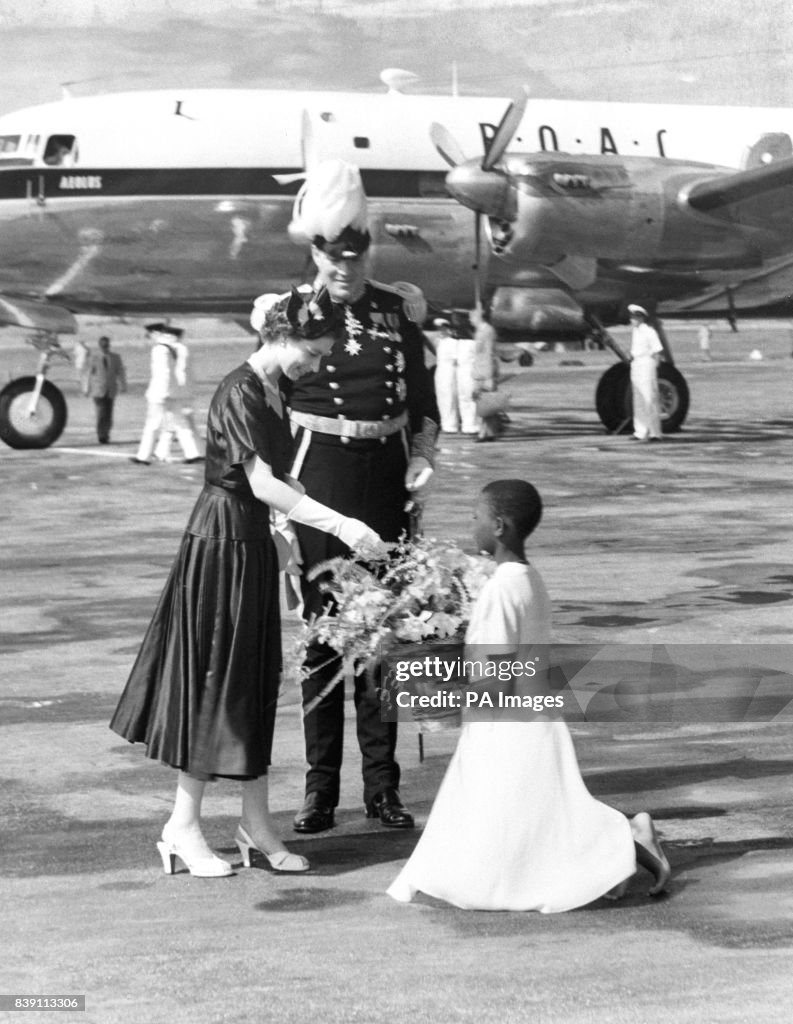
250, 286, 340, 340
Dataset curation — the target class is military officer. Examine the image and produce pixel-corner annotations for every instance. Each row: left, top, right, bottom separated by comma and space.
280, 160, 439, 834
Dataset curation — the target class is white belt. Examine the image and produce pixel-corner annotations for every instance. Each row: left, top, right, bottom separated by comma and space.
290, 409, 408, 440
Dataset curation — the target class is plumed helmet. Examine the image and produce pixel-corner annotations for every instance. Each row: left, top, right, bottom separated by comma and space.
288, 159, 370, 256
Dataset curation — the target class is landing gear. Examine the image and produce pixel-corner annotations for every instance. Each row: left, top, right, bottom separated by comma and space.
0, 376, 68, 449
595, 362, 690, 434
595, 363, 632, 433
0, 331, 71, 449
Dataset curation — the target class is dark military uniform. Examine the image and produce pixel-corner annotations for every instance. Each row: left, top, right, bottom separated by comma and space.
284, 281, 439, 809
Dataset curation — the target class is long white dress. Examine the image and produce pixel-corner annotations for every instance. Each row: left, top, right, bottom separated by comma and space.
387, 562, 636, 913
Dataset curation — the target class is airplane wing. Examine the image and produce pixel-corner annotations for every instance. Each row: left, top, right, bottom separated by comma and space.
686, 157, 793, 232
0, 296, 77, 333
659, 252, 793, 314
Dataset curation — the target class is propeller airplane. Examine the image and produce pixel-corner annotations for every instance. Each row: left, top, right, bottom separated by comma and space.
2, 74, 793, 448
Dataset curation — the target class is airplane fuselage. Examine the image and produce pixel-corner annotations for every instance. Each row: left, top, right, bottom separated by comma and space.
1, 88, 793, 319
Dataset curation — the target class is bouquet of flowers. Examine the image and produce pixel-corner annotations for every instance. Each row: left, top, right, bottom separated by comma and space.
291, 535, 494, 706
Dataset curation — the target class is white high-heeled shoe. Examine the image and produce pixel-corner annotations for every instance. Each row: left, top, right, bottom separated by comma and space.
156, 828, 233, 878
234, 823, 310, 873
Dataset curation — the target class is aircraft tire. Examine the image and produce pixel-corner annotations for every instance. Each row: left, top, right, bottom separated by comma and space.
595, 362, 690, 434
0, 377, 68, 449
657, 362, 690, 433
595, 362, 632, 433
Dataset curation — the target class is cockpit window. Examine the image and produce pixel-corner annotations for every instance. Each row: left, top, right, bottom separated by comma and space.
43, 134, 76, 166
0, 133, 35, 166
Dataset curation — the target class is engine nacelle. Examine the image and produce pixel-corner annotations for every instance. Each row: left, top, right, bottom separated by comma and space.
495, 153, 756, 267
490, 286, 587, 336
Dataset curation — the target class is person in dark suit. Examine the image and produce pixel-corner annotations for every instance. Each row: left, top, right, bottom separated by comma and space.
281, 160, 440, 835
84, 335, 126, 444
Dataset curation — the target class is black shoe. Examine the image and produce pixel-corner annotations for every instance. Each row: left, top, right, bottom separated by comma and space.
293, 793, 335, 834
365, 787, 414, 829
183, 456, 205, 464
129, 457, 151, 465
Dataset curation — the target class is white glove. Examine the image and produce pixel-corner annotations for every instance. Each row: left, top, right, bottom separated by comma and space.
405, 456, 434, 496
288, 495, 386, 554
271, 522, 303, 575
337, 518, 386, 553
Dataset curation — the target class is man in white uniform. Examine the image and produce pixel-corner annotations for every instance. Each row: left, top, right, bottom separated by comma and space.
628, 304, 664, 442
131, 323, 202, 465
432, 313, 478, 435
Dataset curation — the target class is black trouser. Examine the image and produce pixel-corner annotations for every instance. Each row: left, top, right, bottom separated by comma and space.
93, 396, 114, 442
293, 430, 410, 806
301, 640, 398, 806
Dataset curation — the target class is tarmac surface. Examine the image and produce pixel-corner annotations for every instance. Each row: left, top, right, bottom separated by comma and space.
1, 318, 792, 1024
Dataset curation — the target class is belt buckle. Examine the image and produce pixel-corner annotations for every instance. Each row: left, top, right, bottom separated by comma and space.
359, 421, 380, 439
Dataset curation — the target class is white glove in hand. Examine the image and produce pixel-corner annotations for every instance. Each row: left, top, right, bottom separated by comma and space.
337, 518, 386, 555
271, 508, 303, 575
288, 495, 386, 555
405, 456, 434, 495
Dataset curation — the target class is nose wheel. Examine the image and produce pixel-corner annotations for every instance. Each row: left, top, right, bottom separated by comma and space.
0, 376, 68, 449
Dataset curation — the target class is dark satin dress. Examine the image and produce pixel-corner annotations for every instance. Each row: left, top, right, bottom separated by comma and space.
110, 363, 292, 779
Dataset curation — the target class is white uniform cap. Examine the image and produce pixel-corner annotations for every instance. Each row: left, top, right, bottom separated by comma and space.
627, 304, 648, 316
288, 160, 369, 248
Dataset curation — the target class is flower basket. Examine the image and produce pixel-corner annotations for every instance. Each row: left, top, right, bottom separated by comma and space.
382, 638, 466, 734
291, 536, 494, 721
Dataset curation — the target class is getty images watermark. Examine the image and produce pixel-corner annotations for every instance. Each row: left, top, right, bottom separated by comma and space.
378, 644, 793, 723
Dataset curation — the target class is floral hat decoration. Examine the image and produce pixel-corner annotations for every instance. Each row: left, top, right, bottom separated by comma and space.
250, 285, 342, 342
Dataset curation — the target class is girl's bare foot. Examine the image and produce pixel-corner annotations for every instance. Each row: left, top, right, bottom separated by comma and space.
604, 879, 629, 901
631, 811, 671, 896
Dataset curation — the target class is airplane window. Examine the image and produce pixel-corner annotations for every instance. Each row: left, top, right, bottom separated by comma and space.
43, 134, 76, 166
0, 134, 33, 165
418, 173, 449, 198
353, 137, 370, 149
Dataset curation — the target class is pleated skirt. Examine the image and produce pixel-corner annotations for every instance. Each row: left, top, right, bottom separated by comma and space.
110, 487, 281, 779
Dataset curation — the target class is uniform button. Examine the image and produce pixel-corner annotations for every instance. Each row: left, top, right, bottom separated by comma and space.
333, 397, 344, 405
329, 382, 340, 390
385, 397, 394, 406
383, 347, 392, 354
380, 437, 387, 445
385, 381, 394, 389
341, 436, 350, 445
386, 364, 394, 371
382, 414, 391, 420
326, 365, 336, 373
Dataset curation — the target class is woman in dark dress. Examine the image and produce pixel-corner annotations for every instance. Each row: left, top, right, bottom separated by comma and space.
110, 288, 384, 878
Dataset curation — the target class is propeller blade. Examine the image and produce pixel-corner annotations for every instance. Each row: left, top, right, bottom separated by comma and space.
430, 122, 467, 168
473, 212, 482, 312
482, 85, 529, 171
